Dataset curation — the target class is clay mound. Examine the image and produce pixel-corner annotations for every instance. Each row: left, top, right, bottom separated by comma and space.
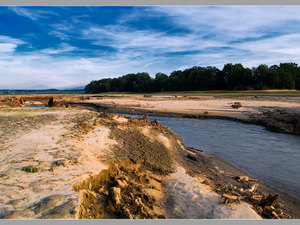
72, 161, 166, 219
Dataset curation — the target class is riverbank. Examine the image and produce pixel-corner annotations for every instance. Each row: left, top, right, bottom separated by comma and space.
0, 106, 299, 219
78, 95, 300, 136
1, 94, 299, 135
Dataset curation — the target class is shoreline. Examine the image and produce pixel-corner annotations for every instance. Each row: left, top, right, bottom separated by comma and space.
183, 148, 300, 218
75, 97, 300, 136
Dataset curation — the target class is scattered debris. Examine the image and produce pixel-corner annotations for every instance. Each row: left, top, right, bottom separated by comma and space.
218, 179, 292, 219
248, 184, 258, 193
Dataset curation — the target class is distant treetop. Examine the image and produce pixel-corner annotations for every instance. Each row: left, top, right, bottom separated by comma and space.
84, 63, 300, 93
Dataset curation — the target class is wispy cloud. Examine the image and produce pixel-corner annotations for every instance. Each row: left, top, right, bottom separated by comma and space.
9, 6, 57, 21
2, 6, 300, 89
39, 43, 77, 55
81, 24, 224, 58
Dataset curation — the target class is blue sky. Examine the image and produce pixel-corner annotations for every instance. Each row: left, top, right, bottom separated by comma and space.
1, 6, 300, 89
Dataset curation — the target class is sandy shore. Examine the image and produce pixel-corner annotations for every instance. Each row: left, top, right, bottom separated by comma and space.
0, 105, 299, 219
78, 95, 300, 135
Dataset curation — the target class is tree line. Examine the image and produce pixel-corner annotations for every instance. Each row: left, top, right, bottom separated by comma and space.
84, 63, 300, 93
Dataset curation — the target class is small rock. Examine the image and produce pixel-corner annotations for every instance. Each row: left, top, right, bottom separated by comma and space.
187, 153, 197, 161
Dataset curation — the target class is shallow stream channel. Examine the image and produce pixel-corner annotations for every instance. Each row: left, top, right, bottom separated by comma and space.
129, 114, 300, 200
25, 105, 46, 108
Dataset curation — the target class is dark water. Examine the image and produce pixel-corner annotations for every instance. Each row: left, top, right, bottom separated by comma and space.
130, 114, 300, 200
26, 105, 46, 108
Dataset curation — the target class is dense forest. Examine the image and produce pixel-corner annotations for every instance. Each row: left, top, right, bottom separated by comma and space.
84, 63, 300, 93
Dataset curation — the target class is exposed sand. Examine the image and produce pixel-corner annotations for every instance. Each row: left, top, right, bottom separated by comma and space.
139, 126, 172, 150
0, 108, 116, 218
163, 167, 261, 219
86, 96, 300, 120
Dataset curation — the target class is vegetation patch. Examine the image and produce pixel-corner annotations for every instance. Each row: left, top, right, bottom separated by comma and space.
22, 165, 39, 173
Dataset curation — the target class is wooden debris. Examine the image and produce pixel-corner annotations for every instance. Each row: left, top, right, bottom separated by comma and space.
257, 194, 278, 208
248, 183, 258, 193
222, 193, 238, 200
252, 194, 293, 219
250, 195, 263, 202
217, 181, 292, 219
239, 176, 250, 182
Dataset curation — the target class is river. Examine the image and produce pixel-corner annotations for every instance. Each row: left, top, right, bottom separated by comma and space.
131, 114, 300, 200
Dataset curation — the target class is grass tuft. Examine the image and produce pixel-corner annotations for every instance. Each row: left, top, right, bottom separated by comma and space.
23, 165, 39, 173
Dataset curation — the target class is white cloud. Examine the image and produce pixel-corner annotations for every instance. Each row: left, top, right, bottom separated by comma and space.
0, 43, 17, 53
150, 6, 300, 38
0, 41, 166, 89
9, 6, 57, 21
0, 36, 26, 54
